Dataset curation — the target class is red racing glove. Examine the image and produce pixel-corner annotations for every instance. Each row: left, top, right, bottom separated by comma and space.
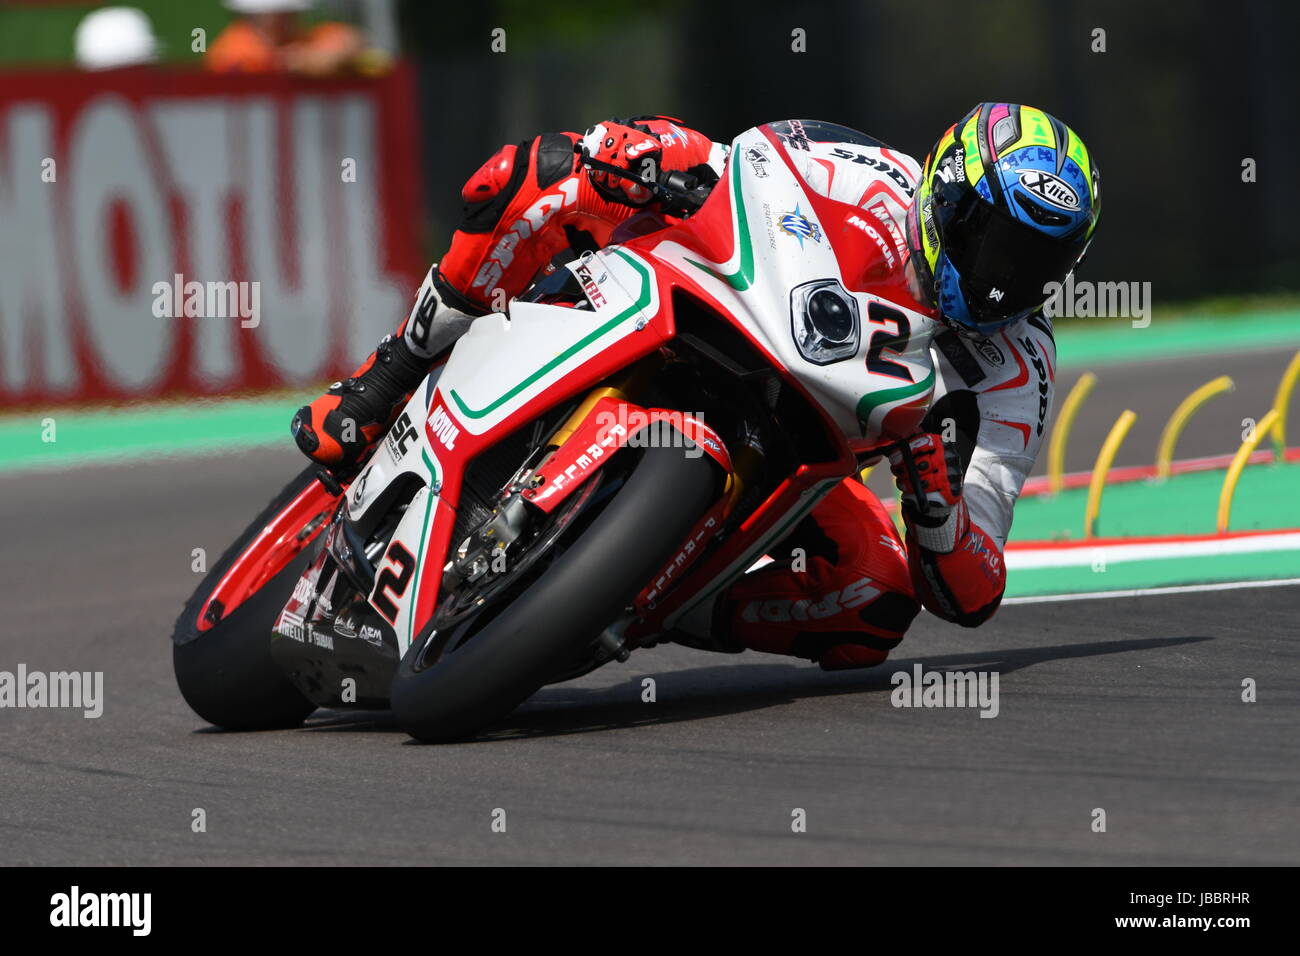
580, 119, 665, 205
887, 432, 968, 553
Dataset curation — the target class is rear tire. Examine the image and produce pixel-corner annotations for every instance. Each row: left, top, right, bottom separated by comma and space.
172, 467, 320, 731
391, 444, 717, 742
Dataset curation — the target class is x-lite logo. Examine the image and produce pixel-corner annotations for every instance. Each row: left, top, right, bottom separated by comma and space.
1018, 169, 1080, 210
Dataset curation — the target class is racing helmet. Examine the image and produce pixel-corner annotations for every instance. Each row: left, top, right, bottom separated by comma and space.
906, 103, 1100, 336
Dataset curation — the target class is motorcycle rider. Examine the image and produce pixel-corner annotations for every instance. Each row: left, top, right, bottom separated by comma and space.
291, 104, 1100, 670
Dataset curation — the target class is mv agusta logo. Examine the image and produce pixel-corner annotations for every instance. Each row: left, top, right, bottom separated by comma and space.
779, 204, 822, 247
426, 405, 460, 451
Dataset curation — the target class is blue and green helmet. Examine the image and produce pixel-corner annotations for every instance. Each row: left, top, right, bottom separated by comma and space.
906, 102, 1101, 335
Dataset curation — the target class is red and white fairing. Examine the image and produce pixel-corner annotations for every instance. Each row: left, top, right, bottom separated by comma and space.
339, 123, 957, 652
649, 125, 941, 450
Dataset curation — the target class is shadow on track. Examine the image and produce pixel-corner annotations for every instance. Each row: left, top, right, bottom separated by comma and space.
263, 634, 1209, 742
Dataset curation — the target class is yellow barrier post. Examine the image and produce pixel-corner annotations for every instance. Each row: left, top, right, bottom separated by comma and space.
1154, 376, 1234, 479
1269, 350, 1300, 461
1047, 371, 1097, 494
1218, 408, 1280, 533
1084, 410, 1137, 539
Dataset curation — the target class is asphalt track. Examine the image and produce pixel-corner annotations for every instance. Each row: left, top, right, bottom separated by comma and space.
1, 345, 1297, 865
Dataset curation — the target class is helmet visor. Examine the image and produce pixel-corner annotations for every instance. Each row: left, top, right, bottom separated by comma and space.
934, 180, 1087, 325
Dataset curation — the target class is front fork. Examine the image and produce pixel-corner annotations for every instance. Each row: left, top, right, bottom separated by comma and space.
524, 391, 733, 515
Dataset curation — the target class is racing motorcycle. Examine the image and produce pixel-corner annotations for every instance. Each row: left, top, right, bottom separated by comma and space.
173, 120, 941, 742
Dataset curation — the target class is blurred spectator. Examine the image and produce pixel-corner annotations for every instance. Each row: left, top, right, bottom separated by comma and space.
206, 0, 369, 75
74, 6, 159, 70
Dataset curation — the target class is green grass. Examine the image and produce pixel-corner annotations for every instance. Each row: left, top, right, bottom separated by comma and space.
0, 391, 315, 471
1009, 460, 1300, 542
1053, 305, 1300, 368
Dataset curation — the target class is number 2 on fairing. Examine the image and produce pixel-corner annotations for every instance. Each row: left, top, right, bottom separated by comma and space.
373, 543, 415, 623
866, 302, 912, 381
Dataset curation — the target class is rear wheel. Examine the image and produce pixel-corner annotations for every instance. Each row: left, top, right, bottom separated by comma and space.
391, 444, 717, 742
172, 467, 329, 730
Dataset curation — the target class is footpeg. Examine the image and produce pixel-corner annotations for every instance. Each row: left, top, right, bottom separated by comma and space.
596, 618, 631, 663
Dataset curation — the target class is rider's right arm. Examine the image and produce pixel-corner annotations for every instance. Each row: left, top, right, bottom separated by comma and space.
928, 317, 1057, 549
898, 316, 1057, 626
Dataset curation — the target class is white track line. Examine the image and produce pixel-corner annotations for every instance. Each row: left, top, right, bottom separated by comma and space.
1003, 577, 1300, 605
1005, 531, 1300, 569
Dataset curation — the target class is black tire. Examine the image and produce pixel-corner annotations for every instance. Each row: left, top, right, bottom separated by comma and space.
391, 444, 717, 742
172, 466, 321, 731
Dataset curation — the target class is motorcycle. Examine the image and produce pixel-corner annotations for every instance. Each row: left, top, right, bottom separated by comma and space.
173, 119, 941, 742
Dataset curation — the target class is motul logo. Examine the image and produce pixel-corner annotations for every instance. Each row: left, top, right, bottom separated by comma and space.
846, 215, 895, 268
427, 404, 459, 451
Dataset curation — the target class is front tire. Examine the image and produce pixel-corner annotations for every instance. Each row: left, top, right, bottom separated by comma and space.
172, 467, 321, 731
391, 444, 717, 742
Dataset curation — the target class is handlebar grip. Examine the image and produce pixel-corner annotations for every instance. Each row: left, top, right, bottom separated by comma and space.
575, 144, 708, 215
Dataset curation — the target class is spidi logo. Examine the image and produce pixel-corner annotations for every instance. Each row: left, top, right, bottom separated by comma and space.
473, 179, 579, 294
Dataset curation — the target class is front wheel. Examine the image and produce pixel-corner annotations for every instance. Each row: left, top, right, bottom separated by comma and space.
391, 443, 718, 742
172, 466, 332, 730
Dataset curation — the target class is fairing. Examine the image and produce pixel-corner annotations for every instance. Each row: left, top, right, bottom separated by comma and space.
268, 122, 943, 703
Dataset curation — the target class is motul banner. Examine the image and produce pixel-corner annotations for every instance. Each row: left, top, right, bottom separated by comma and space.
0, 66, 426, 408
